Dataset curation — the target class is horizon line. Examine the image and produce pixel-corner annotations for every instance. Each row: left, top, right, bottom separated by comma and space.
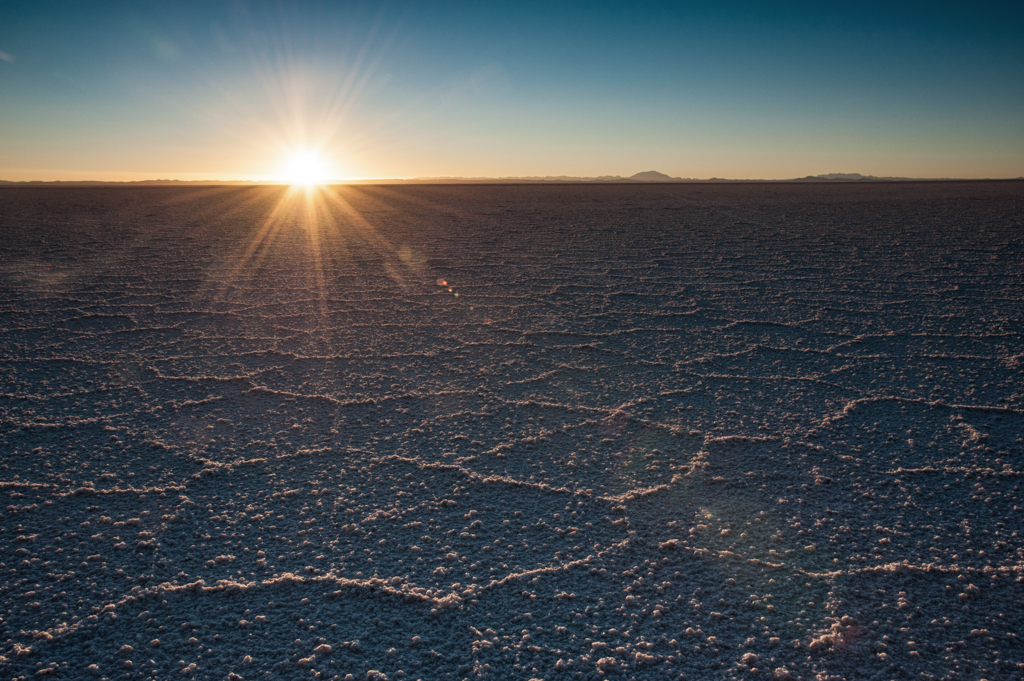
3, 173, 1024, 186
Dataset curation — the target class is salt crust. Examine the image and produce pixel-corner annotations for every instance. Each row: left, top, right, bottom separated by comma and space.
1, 182, 1023, 679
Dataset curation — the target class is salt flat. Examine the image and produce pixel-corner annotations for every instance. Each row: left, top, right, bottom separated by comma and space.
1, 182, 1022, 680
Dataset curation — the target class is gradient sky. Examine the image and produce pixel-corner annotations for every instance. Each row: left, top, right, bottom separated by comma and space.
1, 1, 1022, 181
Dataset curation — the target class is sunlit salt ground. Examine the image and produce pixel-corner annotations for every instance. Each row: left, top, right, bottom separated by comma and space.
1, 182, 1022, 681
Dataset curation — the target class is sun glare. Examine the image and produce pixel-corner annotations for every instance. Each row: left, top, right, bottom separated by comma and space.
283, 151, 331, 186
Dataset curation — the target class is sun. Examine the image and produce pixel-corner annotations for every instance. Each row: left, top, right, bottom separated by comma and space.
282, 151, 331, 186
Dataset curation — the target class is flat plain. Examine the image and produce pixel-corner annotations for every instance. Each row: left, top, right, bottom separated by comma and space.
1, 182, 1022, 681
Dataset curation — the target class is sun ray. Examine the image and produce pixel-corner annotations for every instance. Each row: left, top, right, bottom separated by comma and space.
210, 187, 306, 305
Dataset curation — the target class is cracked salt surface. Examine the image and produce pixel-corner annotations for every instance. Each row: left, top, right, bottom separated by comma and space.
1, 181, 1023, 680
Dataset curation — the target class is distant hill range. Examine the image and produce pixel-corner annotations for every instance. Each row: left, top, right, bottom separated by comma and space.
794, 173, 916, 182
1, 172, 1017, 186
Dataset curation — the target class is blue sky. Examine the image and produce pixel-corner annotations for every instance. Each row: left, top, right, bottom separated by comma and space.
1, 1, 1021, 180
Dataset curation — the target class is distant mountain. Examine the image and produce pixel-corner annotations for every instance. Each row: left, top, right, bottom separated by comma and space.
628, 170, 684, 182
795, 173, 917, 182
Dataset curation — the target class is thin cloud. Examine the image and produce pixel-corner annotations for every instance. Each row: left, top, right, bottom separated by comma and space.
0, 51, 15, 63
